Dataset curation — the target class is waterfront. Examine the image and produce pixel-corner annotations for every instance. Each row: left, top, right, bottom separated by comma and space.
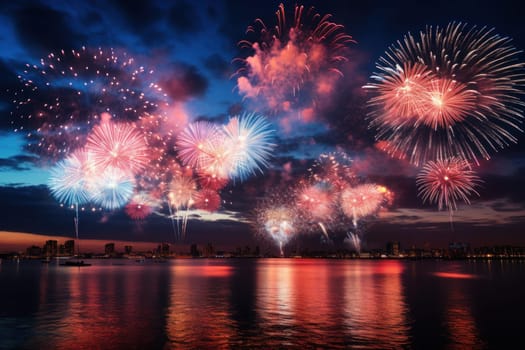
1, 258, 524, 349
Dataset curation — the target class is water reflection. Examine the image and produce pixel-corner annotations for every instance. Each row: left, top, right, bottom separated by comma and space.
1, 259, 523, 349
437, 263, 485, 349
165, 260, 235, 349
343, 260, 410, 348
23, 262, 168, 349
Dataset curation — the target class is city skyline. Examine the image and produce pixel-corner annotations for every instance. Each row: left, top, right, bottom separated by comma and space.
1, 0, 525, 253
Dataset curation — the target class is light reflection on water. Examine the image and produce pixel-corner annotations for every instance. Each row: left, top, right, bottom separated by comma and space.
1, 259, 524, 349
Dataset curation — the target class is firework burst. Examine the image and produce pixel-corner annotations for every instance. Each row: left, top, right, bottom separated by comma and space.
365, 22, 525, 165
235, 3, 354, 114
416, 157, 481, 212
340, 183, 387, 228
222, 112, 275, 181
90, 166, 135, 210
193, 188, 221, 212
176, 121, 222, 169
125, 192, 157, 220
48, 148, 95, 207
296, 183, 335, 220
86, 120, 149, 174
254, 189, 297, 256
11, 47, 169, 161
309, 151, 356, 191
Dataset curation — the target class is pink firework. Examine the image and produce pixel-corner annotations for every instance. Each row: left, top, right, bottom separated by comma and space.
296, 183, 335, 220
340, 184, 386, 226
193, 188, 221, 212
416, 157, 481, 212
125, 192, 156, 220
235, 3, 354, 113
260, 206, 297, 256
309, 152, 356, 191
168, 175, 197, 210
253, 189, 297, 255
86, 120, 149, 174
176, 121, 223, 169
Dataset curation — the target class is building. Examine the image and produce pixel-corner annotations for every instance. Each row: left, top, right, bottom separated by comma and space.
386, 241, 400, 257
448, 242, 470, 258
26, 245, 43, 257
190, 244, 200, 257
105, 243, 115, 256
204, 243, 214, 257
124, 245, 133, 255
43, 240, 58, 257
64, 240, 75, 256
158, 243, 170, 257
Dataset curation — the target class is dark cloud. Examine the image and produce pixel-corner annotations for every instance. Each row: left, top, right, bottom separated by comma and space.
203, 53, 232, 79
159, 63, 208, 101
366, 219, 525, 249
12, 4, 84, 56
227, 103, 244, 116
0, 60, 19, 129
109, 0, 160, 30
0, 185, 251, 246
0, 155, 39, 171
219, 0, 269, 44
490, 200, 525, 212
167, 1, 201, 35
477, 171, 525, 203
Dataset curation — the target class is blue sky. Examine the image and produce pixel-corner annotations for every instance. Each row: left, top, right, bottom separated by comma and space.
1, 0, 524, 252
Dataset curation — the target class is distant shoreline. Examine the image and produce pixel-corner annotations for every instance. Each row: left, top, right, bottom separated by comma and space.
0, 230, 170, 253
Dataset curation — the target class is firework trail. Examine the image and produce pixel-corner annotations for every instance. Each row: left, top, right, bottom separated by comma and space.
168, 175, 197, 240
365, 22, 525, 166
48, 148, 96, 249
86, 119, 149, 174
345, 232, 362, 253
295, 181, 336, 239
235, 3, 354, 115
416, 157, 481, 216
11, 47, 169, 162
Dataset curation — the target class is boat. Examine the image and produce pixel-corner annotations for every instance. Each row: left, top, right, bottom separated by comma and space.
60, 260, 91, 267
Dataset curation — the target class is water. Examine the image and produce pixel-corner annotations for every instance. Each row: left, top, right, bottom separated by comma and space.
1, 258, 524, 349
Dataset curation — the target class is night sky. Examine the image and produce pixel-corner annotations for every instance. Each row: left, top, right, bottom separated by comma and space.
1, 0, 524, 253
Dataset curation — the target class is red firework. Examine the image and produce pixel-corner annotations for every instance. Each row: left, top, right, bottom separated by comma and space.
340, 184, 386, 223
366, 22, 525, 165
235, 3, 354, 113
296, 184, 335, 220
416, 157, 481, 212
125, 193, 156, 220
193, 188, 221, 212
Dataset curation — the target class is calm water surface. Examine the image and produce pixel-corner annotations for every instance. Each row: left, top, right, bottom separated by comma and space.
1, 258, 524, 349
